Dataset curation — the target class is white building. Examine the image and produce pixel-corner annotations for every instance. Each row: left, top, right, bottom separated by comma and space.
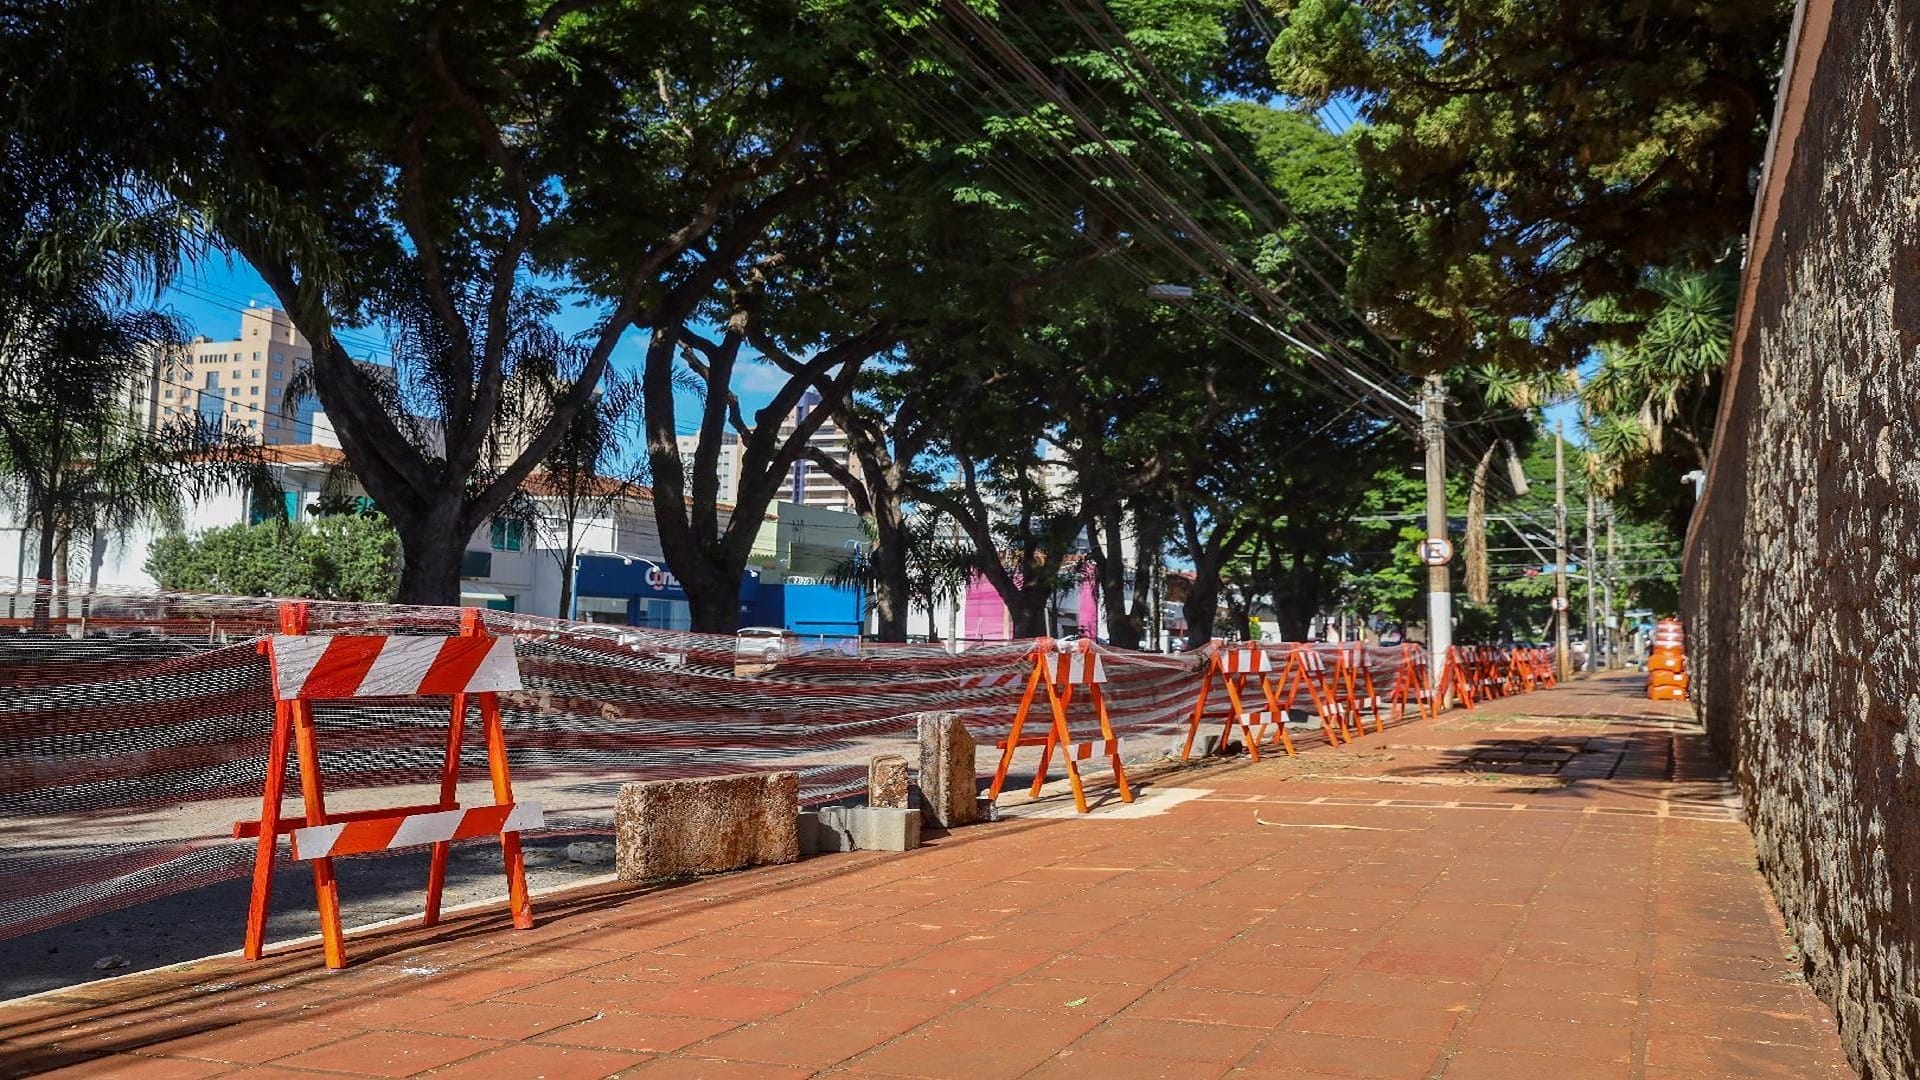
675, 431, 743, 504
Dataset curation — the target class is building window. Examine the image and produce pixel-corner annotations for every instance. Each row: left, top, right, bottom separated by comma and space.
251, 369, 261, 378
250, 385, 260, 395
252, 352, 260, 362
162, 389, 173, 399
273, 352, 284, 363
273, 370, 284, 380
230, 370, 239, 381
489, 517, 523, 552
461, 550, 493, 578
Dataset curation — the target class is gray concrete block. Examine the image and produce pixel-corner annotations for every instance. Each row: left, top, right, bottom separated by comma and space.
799, 805, 921, 854
613, 772, 798, 881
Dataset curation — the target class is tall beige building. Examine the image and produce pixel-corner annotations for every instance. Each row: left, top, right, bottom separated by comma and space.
149, 306, 316, 444
776, 390, 862, 511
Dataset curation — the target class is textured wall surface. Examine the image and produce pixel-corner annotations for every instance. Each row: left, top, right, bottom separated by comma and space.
1685, 0, 1920, 1075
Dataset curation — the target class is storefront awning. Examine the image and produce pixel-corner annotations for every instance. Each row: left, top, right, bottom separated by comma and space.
459, 586, 509, 604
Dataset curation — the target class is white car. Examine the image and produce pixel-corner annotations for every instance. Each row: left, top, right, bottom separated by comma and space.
735, 626, 798, 664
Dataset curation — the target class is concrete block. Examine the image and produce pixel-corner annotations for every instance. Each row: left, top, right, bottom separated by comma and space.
869, 754, 911, 808
799, 806, 921, 854
917, 711, 980, 829
613, 772, 798, 881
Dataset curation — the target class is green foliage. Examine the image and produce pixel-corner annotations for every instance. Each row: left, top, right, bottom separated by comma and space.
146, 516, 399, 602
1268, 0, 1791, 370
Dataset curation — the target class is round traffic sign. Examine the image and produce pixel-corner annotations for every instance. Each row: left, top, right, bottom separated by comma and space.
1417, 537, 1454, 565
1550, 596, 1569, 611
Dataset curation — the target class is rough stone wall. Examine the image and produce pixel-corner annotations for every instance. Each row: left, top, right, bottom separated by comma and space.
1684, 0, 1920, 1074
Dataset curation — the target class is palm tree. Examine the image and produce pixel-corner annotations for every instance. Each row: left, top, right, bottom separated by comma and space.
1583, 264, 1735, 476
1460, 366, 1574, 604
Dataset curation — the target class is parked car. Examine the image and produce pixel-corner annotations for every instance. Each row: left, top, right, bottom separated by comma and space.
735, 626, 798, 664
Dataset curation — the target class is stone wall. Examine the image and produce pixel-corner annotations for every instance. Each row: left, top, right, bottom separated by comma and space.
1684, 0, 1920, 1074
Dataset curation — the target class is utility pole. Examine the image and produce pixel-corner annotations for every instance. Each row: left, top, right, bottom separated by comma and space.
1585, 485, 1597, 672
1604, 509, 1617, 670
1553, 423, 1571, 681
1422, 373, 1450, 686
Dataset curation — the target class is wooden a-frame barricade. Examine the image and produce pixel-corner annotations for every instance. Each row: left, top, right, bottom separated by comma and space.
234, 603, 542, 968
1180, 641, 1297, 762
988, 637, 1134, 814
1332, 643, 1387, 737
1385, 644, 1437, 724
1273, 644, 1348, 747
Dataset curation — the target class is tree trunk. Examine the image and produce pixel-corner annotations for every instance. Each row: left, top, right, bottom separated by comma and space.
1182, 580, 1220, 648
686, 583, 741, 634
394, 497, 468, 606
556, 541, 578, 620
31, 514, 56, 630
1465, 440, 1499, 604
869, 501, 910, 642
1094, 512, 1142, 649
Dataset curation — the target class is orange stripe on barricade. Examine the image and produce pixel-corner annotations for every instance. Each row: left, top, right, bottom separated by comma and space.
291, 802, 545, 860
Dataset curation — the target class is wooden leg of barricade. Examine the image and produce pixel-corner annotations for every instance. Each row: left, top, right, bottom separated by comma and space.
423, 690, 469, 928
1048, 680, 1090, 814
989, 662, 1045, 802
480, 693, 534, 930
1262, 675, 1296, 756
1091, 681, 1132, 803
243, 701, 292, 961
1181, 674, 1213, 761
1221, 676, 1262, 763
289, 698, 347, 968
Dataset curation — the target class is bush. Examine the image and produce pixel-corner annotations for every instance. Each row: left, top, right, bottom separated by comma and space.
145, 515, 400, 602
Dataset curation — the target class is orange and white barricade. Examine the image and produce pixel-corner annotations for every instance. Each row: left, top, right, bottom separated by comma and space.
235, 604, 539, 968
988, 638, 1133, 814
1439, 646, 1478, 710
1333, 643, 1387, 736
1274, 643, 1348, 746
1180, 641, 1296, 762
1385, 644, 1436, 723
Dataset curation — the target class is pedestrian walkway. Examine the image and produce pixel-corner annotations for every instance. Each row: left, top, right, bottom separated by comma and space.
0, 673, 1854, 1078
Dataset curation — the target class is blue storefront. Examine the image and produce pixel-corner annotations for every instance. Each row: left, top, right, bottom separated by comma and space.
570, 554, 862, 639
571, 554, 760, 631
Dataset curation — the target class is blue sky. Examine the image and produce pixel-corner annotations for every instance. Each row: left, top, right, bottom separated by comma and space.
158, 257, 796, 439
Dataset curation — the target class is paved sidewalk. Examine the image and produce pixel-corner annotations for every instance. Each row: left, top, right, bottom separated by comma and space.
1, 673, 1855, 1078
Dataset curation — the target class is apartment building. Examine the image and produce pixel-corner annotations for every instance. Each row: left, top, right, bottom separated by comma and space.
776, 390, 863, 511
147, 305, 319, 444
674, 431, 744, 504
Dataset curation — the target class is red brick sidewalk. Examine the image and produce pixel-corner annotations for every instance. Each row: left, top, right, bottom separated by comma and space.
0, 673, 1854, 1079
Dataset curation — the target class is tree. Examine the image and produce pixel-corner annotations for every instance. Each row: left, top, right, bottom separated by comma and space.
146, 515, 401, 602
0, 267, 260, 625
10, 0, 927, 605
1584, 263, 1735, 477
1269, 0, 1791, 370
511, 374, 647, 620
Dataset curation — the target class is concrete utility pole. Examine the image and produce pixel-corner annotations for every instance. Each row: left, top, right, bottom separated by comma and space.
1553, 423, 1571, 681
1604, 509, 1617, 670
1422, 373, 1450, 685
1585, 486, 1598, 672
